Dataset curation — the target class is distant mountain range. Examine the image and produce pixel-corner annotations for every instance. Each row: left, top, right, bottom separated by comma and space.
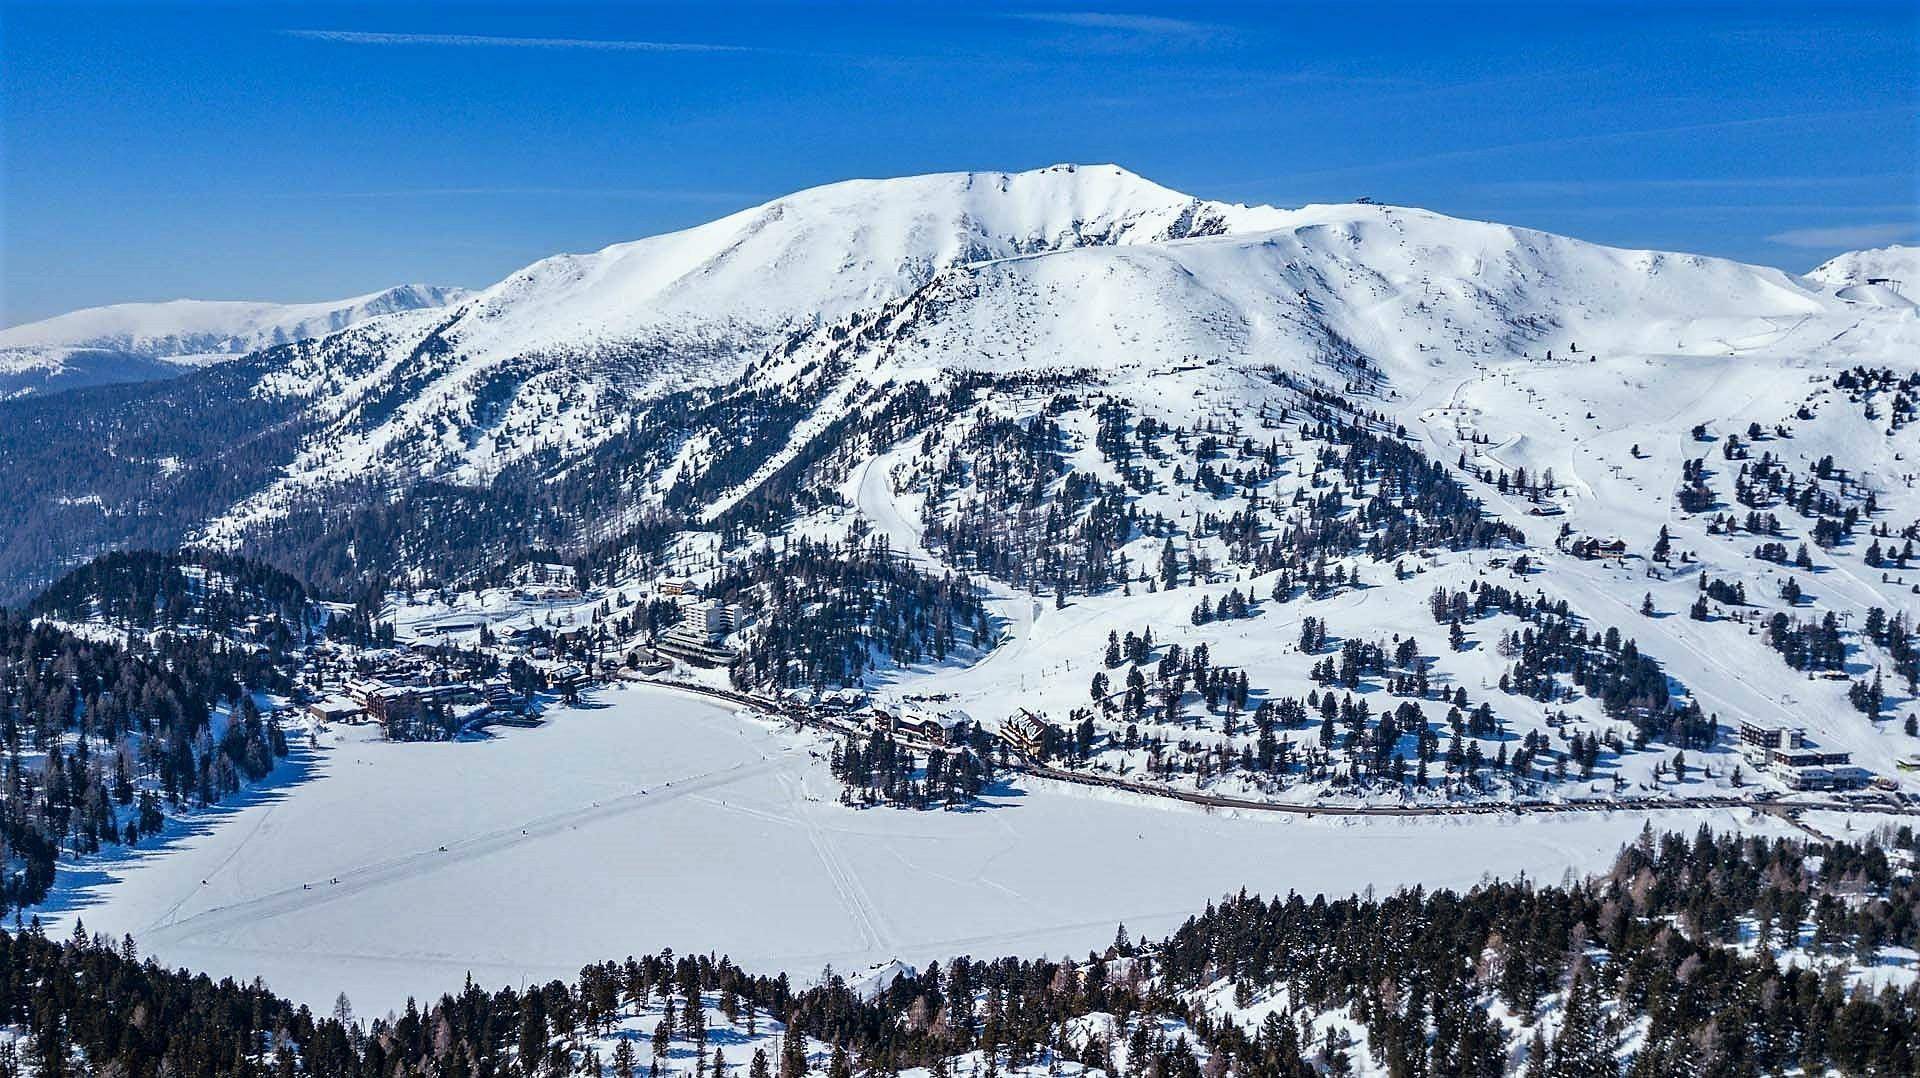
0, 283, 470, 398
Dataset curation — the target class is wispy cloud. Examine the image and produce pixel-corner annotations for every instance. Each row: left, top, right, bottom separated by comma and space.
1009, 12, 1217, 36
279, 186, 761, 203
1001, 10, 1225, 51
284, 29, 760, 53
281, 27, 1005, 71
1767, 222, 1917, 249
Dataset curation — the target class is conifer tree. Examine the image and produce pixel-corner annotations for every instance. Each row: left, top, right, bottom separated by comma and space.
1548, 975, 1619, 1078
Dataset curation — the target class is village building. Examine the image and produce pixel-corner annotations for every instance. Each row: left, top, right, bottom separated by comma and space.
343, 678, 389, 708
1737, 722, 1870, 790
1558, 534, 1629, 559
866, 708, 948, 746
547, 664, 589, 696
482, 679, 521, 710
655, 597, 737, 665
1000, 709, 1050, 757
622, 648, 672, 676
307, 696, 364, 725
364, 684, 423, 727
1738, 721, 1805, 751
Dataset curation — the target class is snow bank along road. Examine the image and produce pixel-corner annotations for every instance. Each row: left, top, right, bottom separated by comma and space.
39, 684, 1788, 1016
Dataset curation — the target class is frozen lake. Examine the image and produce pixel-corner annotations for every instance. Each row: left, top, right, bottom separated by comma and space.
41, 684, 1775, 1014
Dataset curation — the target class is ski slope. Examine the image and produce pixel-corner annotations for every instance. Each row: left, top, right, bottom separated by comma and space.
37, 684, 1779, 1015
1809, 244, 1917, 294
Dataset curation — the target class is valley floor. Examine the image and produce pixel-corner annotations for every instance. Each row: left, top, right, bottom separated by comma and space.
38, 682, 1792, 1017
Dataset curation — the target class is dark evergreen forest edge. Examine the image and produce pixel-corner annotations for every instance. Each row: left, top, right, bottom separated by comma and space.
0, 609, 293, 913
0, 355, 311, 605
3, 827, 1917, 1077
0, 550, 371, 915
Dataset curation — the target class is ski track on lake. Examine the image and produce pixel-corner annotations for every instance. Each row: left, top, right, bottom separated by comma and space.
141, 755, 795, 947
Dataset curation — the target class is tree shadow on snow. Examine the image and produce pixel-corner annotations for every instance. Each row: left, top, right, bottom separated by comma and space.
32, 742, 323, 920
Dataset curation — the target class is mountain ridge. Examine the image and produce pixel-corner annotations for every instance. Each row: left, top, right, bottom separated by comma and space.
205, 168, 1872, 513
2, 163, 1916, 613
403, 163, 1293, 379
0, 283, 471, 398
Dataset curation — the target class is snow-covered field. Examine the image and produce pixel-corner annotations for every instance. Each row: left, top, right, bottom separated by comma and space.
36, 683, 1781, 1017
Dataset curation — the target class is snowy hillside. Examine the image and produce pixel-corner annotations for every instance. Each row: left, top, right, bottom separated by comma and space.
0, 283, 468, 397
863, 203, 1835, 385
1809, 245, 1919, 308
1810, 244, 1918, 289
200, 165, 1292, 497
742, 208, 1920, 807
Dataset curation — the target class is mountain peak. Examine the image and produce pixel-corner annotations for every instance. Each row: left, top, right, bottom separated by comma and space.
439, 163, 1292, 374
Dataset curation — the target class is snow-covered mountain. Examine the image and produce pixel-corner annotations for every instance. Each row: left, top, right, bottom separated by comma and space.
1808, 244, 1918, 308
214, 165, 1290, 489
8, 161, 1920, 810
1810, 243, 1918, 287
423, 163, 1287, 374
0, 283, 469, 397
5, 165, 1909, 552
859, 202, 1835, 385
194, 168, 1865, 519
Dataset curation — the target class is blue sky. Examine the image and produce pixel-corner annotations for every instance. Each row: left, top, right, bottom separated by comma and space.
2, 0, 1914, 325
